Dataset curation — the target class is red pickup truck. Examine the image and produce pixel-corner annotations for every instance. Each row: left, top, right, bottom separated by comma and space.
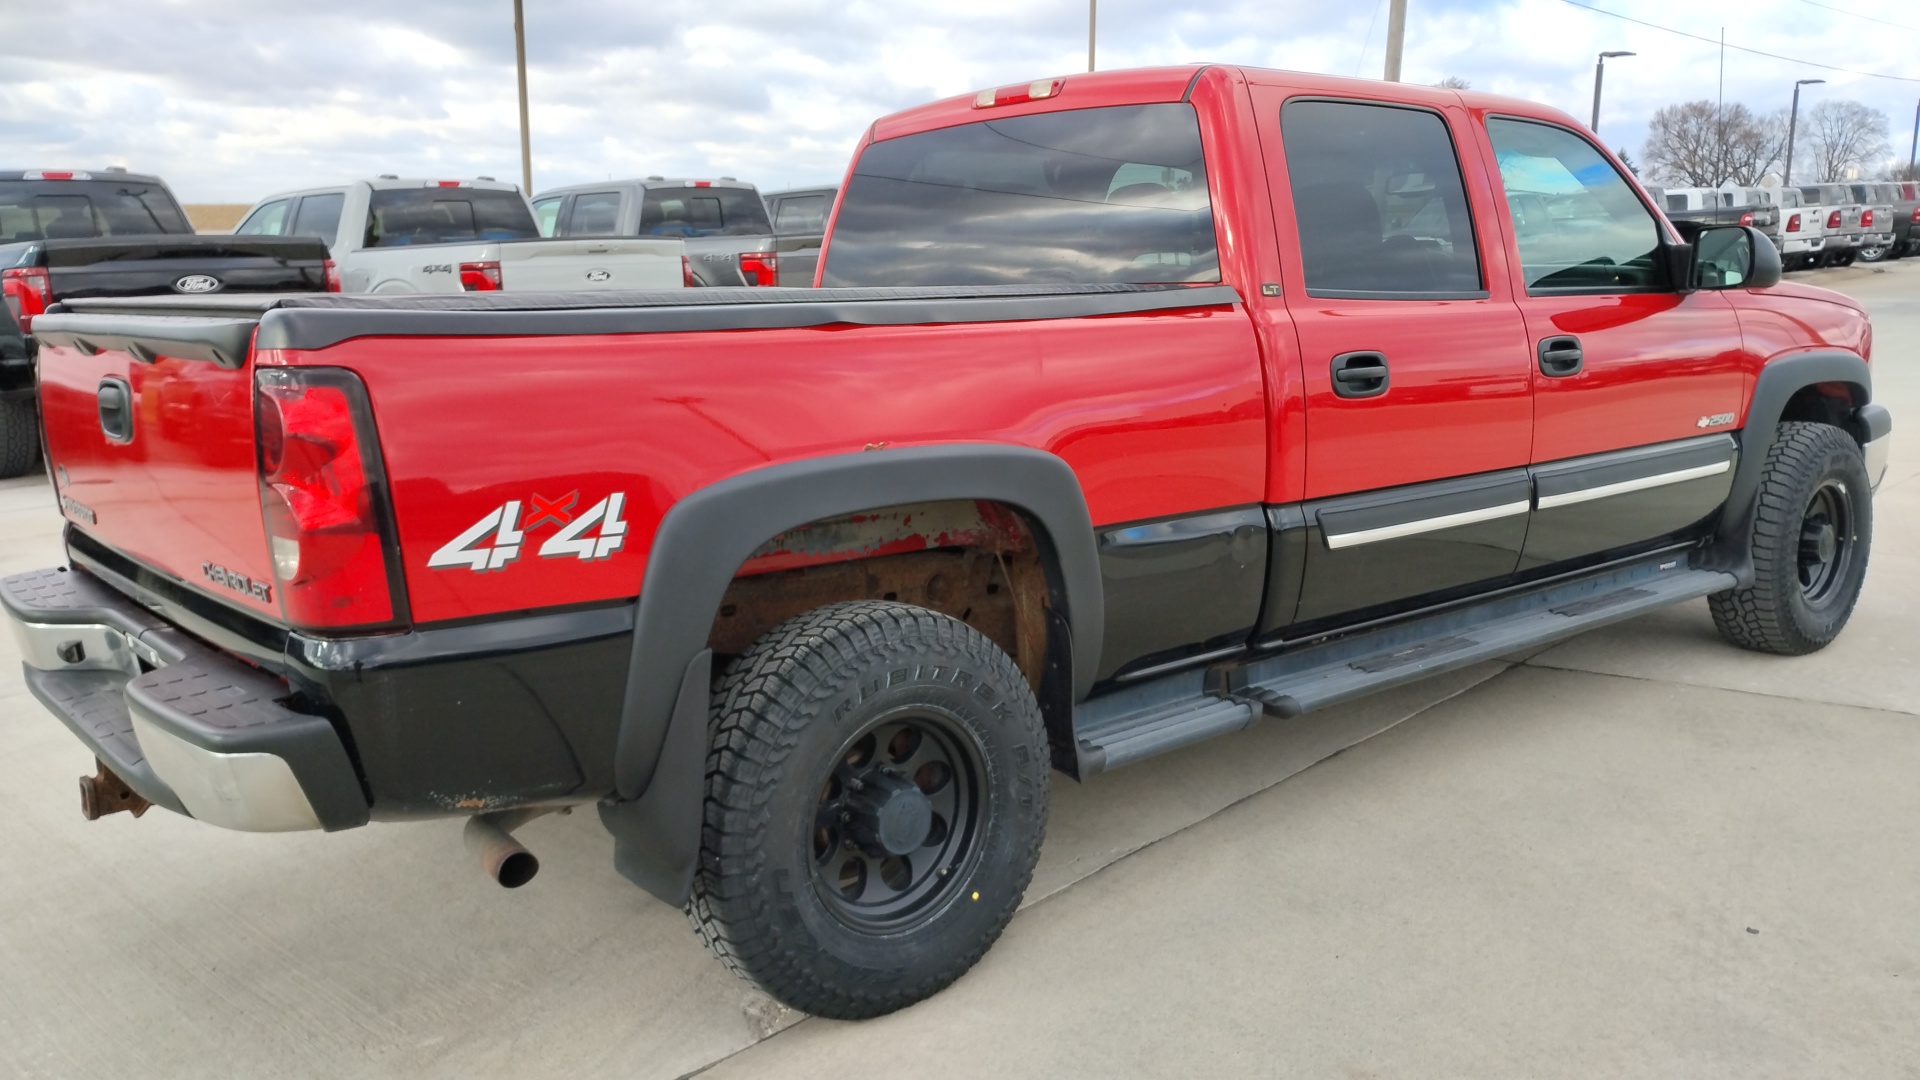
7, 66, 1892, 1019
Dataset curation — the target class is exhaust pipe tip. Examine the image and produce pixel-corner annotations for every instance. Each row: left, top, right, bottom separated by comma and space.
494, 849, 540, 889
463, 808, 554, 888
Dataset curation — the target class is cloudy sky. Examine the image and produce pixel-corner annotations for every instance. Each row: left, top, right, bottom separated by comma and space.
3, 0, 1916, 204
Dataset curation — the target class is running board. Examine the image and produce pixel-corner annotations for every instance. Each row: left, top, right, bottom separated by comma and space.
1073, 556, 1734, 776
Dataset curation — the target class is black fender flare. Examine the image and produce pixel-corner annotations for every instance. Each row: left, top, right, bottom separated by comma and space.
1705, 350, 1873, 582
601, 444, 1103, 904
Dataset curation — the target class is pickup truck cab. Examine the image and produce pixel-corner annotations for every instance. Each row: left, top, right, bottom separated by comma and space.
1, 169, 334, 477
764, 185, 836, 286
530, 178, 777, 287
11, 66, 1891, 1021
236, 178, 685, 293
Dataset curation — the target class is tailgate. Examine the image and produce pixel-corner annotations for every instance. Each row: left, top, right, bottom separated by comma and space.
30, 309, 280, 620
42, 236, 333, 301
496, 238, 684, 291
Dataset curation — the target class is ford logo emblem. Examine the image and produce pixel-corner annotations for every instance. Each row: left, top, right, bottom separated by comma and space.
173, 274, 222, 294
585, 269, 612, 283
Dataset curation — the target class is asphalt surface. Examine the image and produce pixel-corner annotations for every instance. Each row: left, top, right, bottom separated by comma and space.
1, 261, 1915, 1079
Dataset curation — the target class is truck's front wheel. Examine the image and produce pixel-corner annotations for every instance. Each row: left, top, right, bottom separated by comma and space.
687, 600, 1050, 1019
1709, 422, 1872, 654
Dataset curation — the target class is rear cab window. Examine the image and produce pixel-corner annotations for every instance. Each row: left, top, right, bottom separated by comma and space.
638, 187, 771, 238
773, 195, 829, 234
1484, 118, 1665, 293
1279, 99, 1483, 298
290, 193, 345, 245
0, 180, 193, 242
364, 188, 540, 247
563, 191, 623, 236
823, 102, 1218, 287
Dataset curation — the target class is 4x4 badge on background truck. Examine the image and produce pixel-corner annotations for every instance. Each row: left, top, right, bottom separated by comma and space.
427, 490, 629, 573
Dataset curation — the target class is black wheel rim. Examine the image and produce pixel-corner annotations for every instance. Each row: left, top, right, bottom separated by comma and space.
1797, 479, 1855, 606
809, 707, 983, 932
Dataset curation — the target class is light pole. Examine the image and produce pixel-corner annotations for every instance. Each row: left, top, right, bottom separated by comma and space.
1590, 51, 1634, 133
514, 0, 532, 195
1088, 0, 1096, 72
1383, 0, 1407, 82
1909, 98, 1917, 172
1784, 78, 1825, 187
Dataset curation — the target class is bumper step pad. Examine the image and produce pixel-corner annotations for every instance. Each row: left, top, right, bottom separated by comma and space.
1073, 556, 1734, 775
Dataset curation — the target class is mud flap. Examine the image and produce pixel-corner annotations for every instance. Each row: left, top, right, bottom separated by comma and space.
599, 649, 712, 907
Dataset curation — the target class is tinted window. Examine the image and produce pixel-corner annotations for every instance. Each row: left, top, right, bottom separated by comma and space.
1486, 118, 1664, 293
823, 103, 1218, 287
638, 186, 771, 238
531, 197, 561, 237
774, 194, 829, 233
290, 193, 345, 244
564, 191, 622, 236
0, 180, 192, 241
1281, 100, 1481, 298
1666, 194, 1688, 213
236, 199, 291, 236
364, 188, 539, 247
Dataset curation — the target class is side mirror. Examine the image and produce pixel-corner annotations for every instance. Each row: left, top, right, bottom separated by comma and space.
1690, 224, 1781, 291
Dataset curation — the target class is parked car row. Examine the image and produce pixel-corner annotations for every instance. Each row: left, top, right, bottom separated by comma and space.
1645, 181, 1920, 271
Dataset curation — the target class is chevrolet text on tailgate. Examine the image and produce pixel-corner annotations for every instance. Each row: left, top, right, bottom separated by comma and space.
8, 67, 1892, 1019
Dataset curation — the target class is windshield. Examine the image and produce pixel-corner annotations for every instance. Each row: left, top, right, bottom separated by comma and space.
0, 180, 193, 242
364, 188, 540, 247
637, 187, 772, 238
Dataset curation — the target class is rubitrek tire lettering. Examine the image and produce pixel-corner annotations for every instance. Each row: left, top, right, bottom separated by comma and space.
686, 600, 1050, 1019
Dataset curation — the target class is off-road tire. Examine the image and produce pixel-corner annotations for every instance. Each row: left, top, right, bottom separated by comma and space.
0, 399, 41, 479
686, 600, 1050, 1019
1709, 422, 1872, 654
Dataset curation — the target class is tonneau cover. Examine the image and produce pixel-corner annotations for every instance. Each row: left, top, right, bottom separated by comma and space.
47, 283, 1242, 351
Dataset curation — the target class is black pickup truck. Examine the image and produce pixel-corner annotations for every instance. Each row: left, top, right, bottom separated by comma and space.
0, 170, 335, 476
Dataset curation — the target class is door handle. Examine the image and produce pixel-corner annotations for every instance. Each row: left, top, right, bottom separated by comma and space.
1330, 351, 1389, 399
1538, 336, 1583, 377
97, 377, 133, 443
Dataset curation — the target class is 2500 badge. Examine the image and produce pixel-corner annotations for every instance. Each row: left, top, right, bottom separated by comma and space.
428, 490, 628, 573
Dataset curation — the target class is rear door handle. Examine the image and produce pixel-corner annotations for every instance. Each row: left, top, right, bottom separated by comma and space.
1538, 336, 1583, 377
1331, 351, 1389, 399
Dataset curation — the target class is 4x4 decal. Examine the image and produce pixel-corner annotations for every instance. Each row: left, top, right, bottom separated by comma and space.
428, 490, 629, 573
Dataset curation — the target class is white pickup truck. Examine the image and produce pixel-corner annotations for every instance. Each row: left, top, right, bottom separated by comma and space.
234, 178, 685, 293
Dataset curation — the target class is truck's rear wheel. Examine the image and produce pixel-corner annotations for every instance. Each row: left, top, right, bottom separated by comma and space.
687, 600, 1049, 1019
0, 399, 41, 479
1858, 242, 1890, 263
1709, 422, 1872, 655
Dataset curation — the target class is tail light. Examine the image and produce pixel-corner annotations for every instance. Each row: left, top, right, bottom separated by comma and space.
974, 79, 1063, 109
682, 255, 698, 288
1828, 211, 1843, 229
255, 368, 406, 630
322, 259, 342, 292
2, 266, 51, 333
1739, 212, 1754, 226
458, 261, 501, 291
1912, 207, 1920, 223
738, 251, 779, 287
1860, 210, 1874, 229
1787, 214, 1802, 233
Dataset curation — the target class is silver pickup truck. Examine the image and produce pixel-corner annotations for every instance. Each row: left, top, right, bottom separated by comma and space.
236, 178, 686, 294
532, 178, 779, 288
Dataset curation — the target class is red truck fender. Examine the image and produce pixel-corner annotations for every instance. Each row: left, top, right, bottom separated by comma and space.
601, 442, 1104, 905
1703, 349, 1878, 584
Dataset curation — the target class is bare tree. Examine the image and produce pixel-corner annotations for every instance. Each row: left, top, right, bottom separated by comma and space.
1642, 101, 1783, 186
1803, 100, 1890, 182
1432, 76, 1471, 90
1893, 162, 1920, 183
